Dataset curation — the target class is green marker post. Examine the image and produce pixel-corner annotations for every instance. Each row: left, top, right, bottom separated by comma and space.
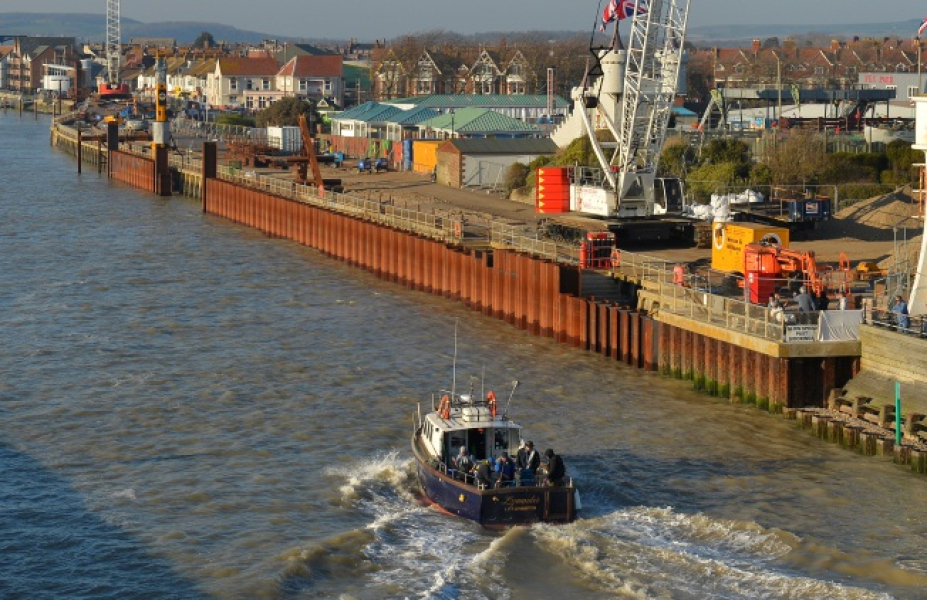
895, 382, 902, 446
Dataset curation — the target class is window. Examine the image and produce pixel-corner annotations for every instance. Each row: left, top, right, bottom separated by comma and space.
324, 79, 332, 92
846, 66, 858, 76
245, 79, 253, 91
814, 66, 824, 75
229, 78, 238, 91
908, 86, 918, 97
262, 77, 270, 91
299, 78, 307, 91
258, 96, 268, 108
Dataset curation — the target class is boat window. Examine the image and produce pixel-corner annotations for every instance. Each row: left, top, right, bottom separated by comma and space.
466, 430, 487, 460
448, 433, 466, 460
493, 430, 508, 455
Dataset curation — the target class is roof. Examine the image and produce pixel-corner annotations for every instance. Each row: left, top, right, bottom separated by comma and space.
444, 138, 558, 155
331, 100, 403, 123
387, 94, 570, 110
186, 58, 216, 78
279, 54, 342, 78
420, 107, 540, 133
382, 105, 440, 125
216, 57, 280, 77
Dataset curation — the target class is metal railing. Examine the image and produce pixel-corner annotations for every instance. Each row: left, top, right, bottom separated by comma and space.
215, 165, 461, 243
489, 221, 576, 263
864, 306, 927, 337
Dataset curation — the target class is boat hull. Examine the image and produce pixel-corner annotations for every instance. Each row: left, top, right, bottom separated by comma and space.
413, 440, 577, 527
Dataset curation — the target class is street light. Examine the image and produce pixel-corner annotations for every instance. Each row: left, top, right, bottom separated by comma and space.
449, 108, 455, 139
775, 52, 782, 127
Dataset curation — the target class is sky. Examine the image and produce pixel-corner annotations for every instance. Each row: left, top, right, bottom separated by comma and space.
1, 0, 922, 40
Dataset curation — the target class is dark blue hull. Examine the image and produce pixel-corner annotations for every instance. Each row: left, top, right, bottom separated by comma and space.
412, 438, 577, 527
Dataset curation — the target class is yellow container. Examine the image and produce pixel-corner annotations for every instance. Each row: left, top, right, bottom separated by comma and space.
710, 222, 790, 274
411, 140, 442, 174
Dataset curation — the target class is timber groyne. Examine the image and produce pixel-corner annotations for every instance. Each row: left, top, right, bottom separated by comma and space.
51, 121, 927, 475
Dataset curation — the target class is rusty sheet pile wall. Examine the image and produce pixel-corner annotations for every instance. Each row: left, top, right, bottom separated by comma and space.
109, 150, 156, 193
205, 178, 660, 371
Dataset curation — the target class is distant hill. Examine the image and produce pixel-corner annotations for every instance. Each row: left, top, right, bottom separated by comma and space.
1, 12, 924, 48
687, 20, 923, 46
0, 12, 280, 44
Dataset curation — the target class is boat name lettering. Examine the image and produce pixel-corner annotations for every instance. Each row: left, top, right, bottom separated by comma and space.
503, 496, 539, 511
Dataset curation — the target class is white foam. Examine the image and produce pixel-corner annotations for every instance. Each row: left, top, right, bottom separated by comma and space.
112, 488, 137, 500
531, 507, 890, 599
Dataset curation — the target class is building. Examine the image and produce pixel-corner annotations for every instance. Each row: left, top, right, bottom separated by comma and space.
276, 54, 344, 107
4, 36, 77, 94
372, 45, 539, 100
386, 94, 569, 124
435, 138, 558, 189
207, 56, 280, 109
416, 107, 542, 139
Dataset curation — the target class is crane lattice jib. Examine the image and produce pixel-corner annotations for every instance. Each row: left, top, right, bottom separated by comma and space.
616, 0, 690, 198
106, 0, 121, 86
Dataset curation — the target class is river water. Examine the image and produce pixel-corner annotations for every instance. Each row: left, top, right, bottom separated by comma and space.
1, 113, 926, 599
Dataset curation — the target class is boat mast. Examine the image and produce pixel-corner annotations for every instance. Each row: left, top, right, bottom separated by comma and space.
451, 319, 458, 400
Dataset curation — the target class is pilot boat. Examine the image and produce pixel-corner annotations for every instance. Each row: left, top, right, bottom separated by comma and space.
411, 380, 579, 527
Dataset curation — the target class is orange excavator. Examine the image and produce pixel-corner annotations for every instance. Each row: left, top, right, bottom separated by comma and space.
743, 242, 851, 303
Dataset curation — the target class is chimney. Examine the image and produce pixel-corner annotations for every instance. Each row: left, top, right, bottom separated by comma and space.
853, 36, 860, 43
831, 39, 840, 52
753, 39, 760, 54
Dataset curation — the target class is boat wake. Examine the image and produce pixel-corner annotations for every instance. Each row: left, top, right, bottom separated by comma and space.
275, 455, 897, 599
531, 506, 895, 599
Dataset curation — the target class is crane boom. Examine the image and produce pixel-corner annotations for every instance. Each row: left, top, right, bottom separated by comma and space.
99, 0, 130, 97
105, 0, 121, 87
615, 0, 690, 204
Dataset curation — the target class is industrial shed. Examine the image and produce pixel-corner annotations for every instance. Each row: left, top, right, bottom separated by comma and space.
435, 138, 558, 190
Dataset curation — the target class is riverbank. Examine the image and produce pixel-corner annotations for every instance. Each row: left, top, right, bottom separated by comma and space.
50, 120, 927, 476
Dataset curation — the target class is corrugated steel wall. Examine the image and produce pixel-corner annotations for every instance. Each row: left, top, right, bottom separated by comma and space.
202, 178, 665, 378
109, 150, 155, 193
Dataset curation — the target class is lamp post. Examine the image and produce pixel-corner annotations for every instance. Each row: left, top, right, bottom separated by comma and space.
776, 52, 782, 127
918, 37, 923, 96
450, 109, 455, 139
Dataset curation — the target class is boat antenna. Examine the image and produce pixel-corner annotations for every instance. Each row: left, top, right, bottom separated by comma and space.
481, 365, 485, 401
451, 319, 458, 400
502, 380, 519, 418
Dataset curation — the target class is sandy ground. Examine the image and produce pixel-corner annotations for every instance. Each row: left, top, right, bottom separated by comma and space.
236, 155, 925, 272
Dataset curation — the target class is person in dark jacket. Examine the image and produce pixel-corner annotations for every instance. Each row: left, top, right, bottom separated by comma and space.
516, 440, 540, 485
494, 454, 515, 488
472, 460, 493, 488
543, 448, 566, 487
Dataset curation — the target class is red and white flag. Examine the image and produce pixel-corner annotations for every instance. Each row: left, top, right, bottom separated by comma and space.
919, 17, 927, 37
601, 0, 649, 32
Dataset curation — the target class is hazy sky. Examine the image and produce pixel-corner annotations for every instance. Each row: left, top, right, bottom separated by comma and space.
2, 0, 923, 40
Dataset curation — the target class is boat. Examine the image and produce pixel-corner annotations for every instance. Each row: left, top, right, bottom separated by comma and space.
411, 378, 579, 528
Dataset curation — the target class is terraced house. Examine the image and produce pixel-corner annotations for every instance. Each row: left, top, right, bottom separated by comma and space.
372, 44, 535, 101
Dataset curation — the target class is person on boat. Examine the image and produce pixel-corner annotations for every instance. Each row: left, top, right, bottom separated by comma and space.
452, 446, 474, 479
543, 448, 566, 487
516, 441, 540, 485
493, 454, 515, 488
471, 459, 493, 489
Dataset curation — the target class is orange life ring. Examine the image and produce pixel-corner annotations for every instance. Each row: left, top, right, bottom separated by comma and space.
486, 391, 497, 418
438, 395, 451, 419
453, 221, 462, 238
